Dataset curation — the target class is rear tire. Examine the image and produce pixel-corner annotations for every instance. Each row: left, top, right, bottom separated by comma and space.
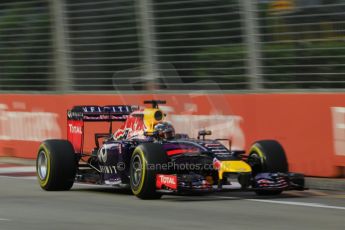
36, 140, 77, 191
130, 143, 169, 199
247, 140, 288, 196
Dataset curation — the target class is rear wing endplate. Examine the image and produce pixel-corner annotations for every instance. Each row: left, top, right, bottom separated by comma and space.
67, 105, 138, 153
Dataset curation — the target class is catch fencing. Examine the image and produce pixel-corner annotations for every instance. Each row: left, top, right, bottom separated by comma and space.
0, 0, 345, 91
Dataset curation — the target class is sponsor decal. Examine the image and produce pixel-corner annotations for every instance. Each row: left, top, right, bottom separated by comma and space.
99, 165, 117, 174
67, 120, 83, 153
213, 158, 222, 169
114, 116, 145, 139
67, 111, 83, 119
97, 143, 119, 163
82, 106, 132, 113
98, 148, 108, 163
156, 174, 177, 190
68, 124, 82, 134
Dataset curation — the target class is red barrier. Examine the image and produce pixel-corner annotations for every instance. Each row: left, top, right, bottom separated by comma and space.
1, 93, 344, 177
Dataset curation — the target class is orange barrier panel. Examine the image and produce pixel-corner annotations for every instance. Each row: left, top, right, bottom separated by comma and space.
0, 93, 344, 177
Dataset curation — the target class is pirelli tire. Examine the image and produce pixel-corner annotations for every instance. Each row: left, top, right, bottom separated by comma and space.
36, 140, 77, 191
248, 140, 288, 196
130, 143, 169, 200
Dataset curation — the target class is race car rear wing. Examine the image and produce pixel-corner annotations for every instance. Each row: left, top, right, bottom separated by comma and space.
67, 105, 138, 121
67, 105, 138, 154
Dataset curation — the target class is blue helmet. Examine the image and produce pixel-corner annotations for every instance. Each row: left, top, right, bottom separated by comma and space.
154, 122, 175, 139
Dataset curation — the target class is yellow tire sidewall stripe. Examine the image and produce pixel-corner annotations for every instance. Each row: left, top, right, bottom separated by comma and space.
249, 145, 266, 165
38, 144, 51, 187
132, 147, 147, 195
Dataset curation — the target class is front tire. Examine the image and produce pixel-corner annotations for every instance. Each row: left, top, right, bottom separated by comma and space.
247, 140, 288, 196
248, 140, 288, 174
130, 143, 169, 199
36, 140, 77, 191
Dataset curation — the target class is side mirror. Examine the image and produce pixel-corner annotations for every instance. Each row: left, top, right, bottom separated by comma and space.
198, 129, 212, 140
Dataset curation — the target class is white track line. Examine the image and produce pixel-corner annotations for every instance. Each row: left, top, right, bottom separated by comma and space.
249, 199, 345, 210
0, 218, 11, 221
0, 175, 36, 180
0, 166, 35, 173
211, 196, 345, 210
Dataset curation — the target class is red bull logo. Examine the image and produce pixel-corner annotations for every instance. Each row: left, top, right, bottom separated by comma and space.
213, 158, 222, 170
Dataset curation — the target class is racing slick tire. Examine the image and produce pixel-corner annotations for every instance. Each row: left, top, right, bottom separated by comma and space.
36, 140, 77, 191
248, 140, 288, 196
130, 143, 169, 199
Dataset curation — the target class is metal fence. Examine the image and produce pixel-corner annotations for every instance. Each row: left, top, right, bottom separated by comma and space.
0, 0, 344, 92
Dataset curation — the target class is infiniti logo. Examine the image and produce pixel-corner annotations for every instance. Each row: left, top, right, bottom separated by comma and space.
98, 147, 107, 163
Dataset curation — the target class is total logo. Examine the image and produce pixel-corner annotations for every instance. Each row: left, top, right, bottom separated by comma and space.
156, 174, 177, 190
68, 124, 82, 134
159, 175, 176, 185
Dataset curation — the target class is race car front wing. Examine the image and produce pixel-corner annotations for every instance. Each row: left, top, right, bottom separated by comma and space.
155, 172, 306, 194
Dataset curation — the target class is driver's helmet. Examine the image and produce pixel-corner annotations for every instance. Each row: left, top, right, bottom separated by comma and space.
154, 122, 175, 139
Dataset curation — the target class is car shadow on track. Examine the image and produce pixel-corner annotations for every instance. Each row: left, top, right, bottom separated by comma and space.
71, 185, 133, 195
71, 185, 311, 202
161, 190, 310, 202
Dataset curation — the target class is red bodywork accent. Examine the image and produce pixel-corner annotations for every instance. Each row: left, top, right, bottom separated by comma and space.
67, 120, 84, 153
114, 114, 145, 139
156, 174, 177, 190
166, 149, 197, 156
213, 158, 222, 170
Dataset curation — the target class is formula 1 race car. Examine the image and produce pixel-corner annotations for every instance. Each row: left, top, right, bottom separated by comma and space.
36, 100, 305, 199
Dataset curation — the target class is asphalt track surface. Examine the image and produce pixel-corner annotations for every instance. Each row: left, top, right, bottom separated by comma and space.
0, 176, 344, 230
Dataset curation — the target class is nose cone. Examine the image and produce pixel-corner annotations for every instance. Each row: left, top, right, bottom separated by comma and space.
218, 160, 252, 179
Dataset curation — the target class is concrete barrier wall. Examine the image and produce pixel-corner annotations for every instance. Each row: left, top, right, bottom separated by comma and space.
0, 93, 344, 177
